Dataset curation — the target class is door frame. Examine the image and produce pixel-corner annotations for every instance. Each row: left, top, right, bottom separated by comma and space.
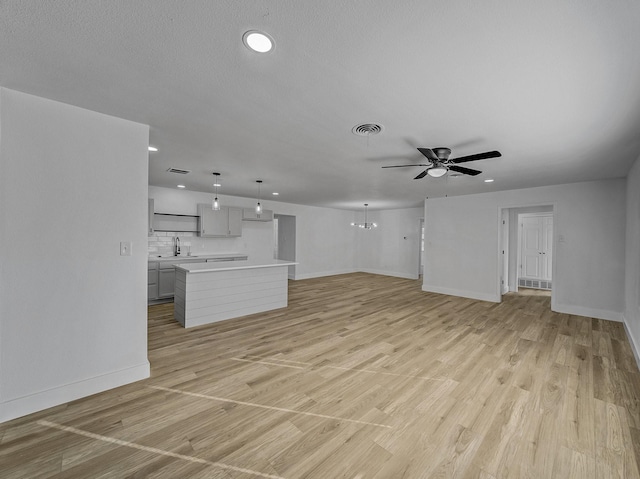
500, 209, 509, 295
418, 218, 425, 277
274, 213, 297, 280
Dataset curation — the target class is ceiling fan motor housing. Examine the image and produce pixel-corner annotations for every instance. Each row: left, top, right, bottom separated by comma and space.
433, 147, 452, 161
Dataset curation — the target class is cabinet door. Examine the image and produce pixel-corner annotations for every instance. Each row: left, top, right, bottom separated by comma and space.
148, 262, 158, 300
198, 204, 228, 237
158, 269, 175, 297
228, 207, 243, 236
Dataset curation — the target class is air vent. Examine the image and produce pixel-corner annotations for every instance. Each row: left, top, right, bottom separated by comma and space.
167, 167, 191, 175
518, 278, 552, 290
352, 123, 384, 136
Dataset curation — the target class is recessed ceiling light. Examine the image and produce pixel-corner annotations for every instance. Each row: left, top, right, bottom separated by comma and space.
177, 184, 186, 189
243, 30, 274, 53
484, 178, 494, 183
272, 192, 279, 196
213, 183, 221, 187
148, 146, 158, 152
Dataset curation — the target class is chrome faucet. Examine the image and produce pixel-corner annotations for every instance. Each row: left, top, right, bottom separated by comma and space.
175, 236, 181, 256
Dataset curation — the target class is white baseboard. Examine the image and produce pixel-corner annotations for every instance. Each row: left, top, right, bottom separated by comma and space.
359, 269, 419, 280
294, 269, 420, 281
0, 361, 150, 423
552, 303, 624, 322
421, 284, 500, 303
294, 269, 357, 280
623, 316, 640, 371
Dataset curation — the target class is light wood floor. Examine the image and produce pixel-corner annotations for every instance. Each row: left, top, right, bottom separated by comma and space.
2, 273, 640, 478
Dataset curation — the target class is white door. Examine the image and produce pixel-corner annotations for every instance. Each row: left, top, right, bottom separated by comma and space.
519, 214, 553, 281
521, 216, 542, 278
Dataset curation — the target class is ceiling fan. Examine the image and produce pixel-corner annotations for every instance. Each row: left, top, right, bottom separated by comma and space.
382, 147, 502, 179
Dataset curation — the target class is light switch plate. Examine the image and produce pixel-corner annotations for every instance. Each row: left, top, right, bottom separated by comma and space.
120, 241, 133, 256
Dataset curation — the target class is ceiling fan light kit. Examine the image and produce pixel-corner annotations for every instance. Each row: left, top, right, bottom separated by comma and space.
427, 166, 447, 178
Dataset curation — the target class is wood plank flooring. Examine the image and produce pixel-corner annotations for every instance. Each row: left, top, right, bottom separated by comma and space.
2, 273, 640, 478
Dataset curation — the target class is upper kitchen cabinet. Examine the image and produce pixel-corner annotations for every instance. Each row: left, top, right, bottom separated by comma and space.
242, 208, 273, 221
149, 198, 199, 233
198, 204, 242, 237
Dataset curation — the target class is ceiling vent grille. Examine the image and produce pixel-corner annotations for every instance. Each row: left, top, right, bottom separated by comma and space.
167, 167, 191, 175
352, 123, 384, 136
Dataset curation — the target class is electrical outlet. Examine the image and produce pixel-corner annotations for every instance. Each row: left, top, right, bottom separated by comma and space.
120, 241, 133, 256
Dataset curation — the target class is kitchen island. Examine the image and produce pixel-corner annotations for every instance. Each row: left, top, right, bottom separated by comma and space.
173, 259, 297, 328
148, 253, 248, 304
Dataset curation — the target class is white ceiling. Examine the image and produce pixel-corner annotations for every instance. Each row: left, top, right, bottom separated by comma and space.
2, 1, 640, 210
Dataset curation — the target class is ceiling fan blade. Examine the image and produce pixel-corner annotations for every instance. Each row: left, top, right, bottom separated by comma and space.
450, 150, 502, 164
381, 163, 430, 169
417, 148, 438, 162
414, 169, 430, 179
449, 165, 482, 176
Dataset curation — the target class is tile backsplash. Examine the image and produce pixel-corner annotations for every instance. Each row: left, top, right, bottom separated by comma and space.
148, 232, 195, 256
147, 231, 250, 257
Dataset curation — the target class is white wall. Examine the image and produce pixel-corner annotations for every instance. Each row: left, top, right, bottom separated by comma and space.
149, 186, 358, 279
356, 207, 424, 279
0, 88, 150, 422
625, 156, 640, 360
423, 179, 627, 321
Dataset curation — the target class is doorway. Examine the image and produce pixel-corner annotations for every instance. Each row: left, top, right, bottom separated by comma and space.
499, 205, 554, 298
274, 214, 296, 279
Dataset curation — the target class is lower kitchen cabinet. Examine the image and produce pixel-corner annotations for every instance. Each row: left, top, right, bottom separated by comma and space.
148, 262, 158, 299
158, 268, 175, 298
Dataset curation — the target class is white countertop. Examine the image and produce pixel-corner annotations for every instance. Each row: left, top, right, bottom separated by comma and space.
175, 259, 297, 273
149, 253, 247, 262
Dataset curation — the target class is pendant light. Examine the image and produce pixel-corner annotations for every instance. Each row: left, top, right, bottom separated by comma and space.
255, 180, 263, 216
351, 203, 377, 229
212, 172, 221, 211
